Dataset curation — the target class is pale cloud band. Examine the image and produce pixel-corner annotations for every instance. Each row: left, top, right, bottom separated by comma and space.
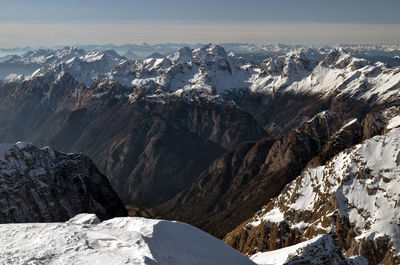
1, 22, 399, 48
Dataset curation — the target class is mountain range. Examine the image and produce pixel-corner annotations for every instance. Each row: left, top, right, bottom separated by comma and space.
0, 43, 399, 264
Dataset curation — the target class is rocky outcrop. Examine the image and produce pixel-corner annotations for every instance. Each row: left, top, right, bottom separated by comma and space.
225, 126, 400, 265
361, 106, 400, 139
0, 142, 127, 222
306, 118, 363, 168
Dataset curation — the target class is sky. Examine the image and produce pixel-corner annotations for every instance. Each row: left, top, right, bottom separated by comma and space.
0, 0, 399, 47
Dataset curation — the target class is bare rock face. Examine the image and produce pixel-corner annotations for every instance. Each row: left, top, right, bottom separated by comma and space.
306, 118, 363, 168
158, 111, 356, 238
362, 106, 400, 139
225, 126, 400, 265
71, 98, 266, 206
0, 142, 127, 222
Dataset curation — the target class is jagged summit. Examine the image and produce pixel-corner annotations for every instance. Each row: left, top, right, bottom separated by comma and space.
322, 48, 369, 70
170, 46, 193, 62
193, 44, 229, 60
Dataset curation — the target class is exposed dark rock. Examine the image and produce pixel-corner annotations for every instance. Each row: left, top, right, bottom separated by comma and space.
158, 111, 349, 238
0, 142, 127, 223
361, 106, 400, 139
0, 77, 266, 207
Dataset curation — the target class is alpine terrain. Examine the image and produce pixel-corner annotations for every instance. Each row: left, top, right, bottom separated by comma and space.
0, 43, 399, 264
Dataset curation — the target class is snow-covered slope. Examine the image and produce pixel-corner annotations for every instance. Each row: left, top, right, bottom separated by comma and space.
0, 142, 127, 222
0, 213, 256, 265
250, 235, 367, 265
225, 125, 400, 265
249, 48, 400, 102
27, 48, 126, 86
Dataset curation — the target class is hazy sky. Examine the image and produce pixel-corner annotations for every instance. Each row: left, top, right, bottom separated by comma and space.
0, 0, 399, 47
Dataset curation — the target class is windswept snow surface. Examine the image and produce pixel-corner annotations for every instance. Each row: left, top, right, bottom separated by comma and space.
0, 214, 256, 265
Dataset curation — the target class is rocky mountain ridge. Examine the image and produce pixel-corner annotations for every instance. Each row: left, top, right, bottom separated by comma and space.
157, 110, 368, 238
224, 117, 400, 265
0, 142, 127, 222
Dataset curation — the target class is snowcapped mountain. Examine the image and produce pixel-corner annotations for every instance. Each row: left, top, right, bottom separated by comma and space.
109, 44, 248, 102
246, 48, 400, 104
1, 44, 398, 113
1, 47, 126, 84
224, 118, 400, 265
5, 48, 55, 64
109, 44, 308, 100
0, 142, 127, 222
109, 45, 399, 105
0, 213, 256, 265
26, 48, 126, 87
4, 47, 122, 66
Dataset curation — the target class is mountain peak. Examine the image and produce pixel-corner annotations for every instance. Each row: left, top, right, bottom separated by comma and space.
170, 46, 193, 62
193, 44, 228, 61
204, 43, 227, 56
322, 48, 352, 66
